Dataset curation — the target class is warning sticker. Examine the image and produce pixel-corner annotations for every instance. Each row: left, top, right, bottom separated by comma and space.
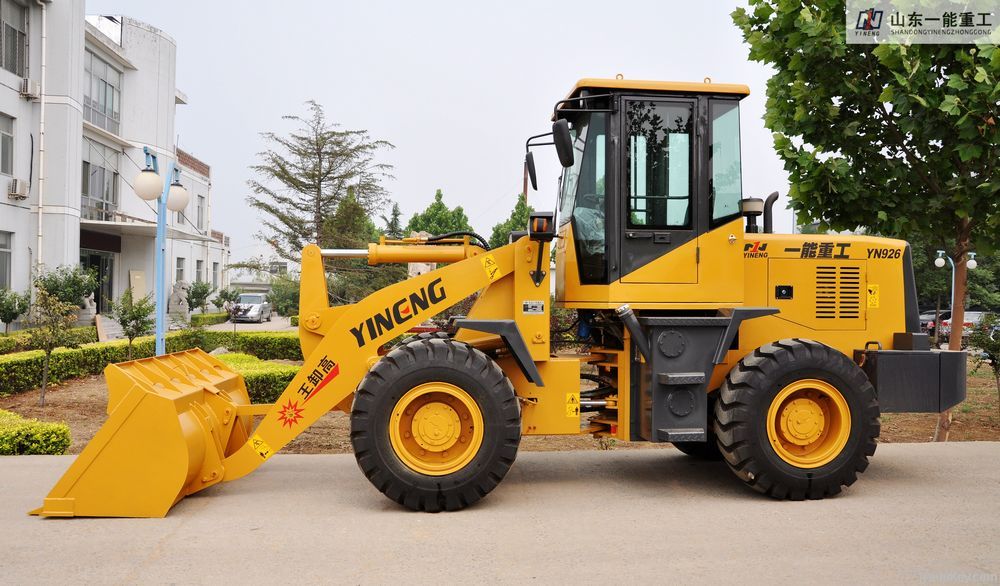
250, 434, 273, 461
480, 254, 500, 282
566, 392, 580, 417
867, 284, 880, 308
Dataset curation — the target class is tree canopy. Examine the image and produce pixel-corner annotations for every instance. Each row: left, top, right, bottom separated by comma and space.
488, 194, 534, 249
734, 0, 1000, 353
380, 202, 404, 240
326, 191, 407, 304
405, 189, 473, 236
248, 101, 394, 262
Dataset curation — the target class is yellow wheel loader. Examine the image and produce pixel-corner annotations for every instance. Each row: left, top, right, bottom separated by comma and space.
33, 78, 966, 517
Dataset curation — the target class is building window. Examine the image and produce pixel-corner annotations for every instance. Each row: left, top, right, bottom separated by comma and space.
175, 257, 185, 282
212, 262, 219, 288
81, 139, 120, 221
83, 50, 122, 135
0, 113, 12, 176
196, 195, 205, 230
1, 0, 25, 77
0, 231, 10, 289
268, 262, 287, 276
195, 259, 204, 283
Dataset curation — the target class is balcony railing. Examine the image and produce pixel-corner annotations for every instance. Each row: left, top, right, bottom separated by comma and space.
81, 196, 118, 221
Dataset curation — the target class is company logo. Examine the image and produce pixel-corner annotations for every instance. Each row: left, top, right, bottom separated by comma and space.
856, 8, 883, 29
349, 277, 447, 347
744, 241, 768, 258
277, 399, 304, 428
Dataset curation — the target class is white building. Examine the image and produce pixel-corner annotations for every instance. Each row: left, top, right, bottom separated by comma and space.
0, 3, 229, 318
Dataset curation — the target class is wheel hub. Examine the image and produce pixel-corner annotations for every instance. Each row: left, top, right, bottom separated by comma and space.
766, 379, 851, 468
389, 382, 484, 476
779, 397, 826, 445
412, 402, 461, 451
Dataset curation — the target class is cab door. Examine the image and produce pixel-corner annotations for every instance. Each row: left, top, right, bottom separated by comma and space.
619, 98, 699, 284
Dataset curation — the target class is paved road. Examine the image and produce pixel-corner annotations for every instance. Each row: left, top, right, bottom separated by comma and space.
3, 443, 999, 584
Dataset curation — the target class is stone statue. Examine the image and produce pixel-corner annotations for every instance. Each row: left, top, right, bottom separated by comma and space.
168, 281, 191, 323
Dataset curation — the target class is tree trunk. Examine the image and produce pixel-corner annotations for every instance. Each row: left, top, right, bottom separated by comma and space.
935, 245, 970, 442
39, 352, 50, 406
127, 341, 133, 361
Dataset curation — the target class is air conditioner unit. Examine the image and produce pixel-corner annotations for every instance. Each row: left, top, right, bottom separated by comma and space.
7, 178, 28, 200
19, 78, 39, 100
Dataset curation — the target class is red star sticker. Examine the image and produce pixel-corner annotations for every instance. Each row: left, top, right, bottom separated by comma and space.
277, 399, 304, 428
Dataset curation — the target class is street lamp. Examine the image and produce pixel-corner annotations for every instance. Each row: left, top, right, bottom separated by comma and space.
934, 250, 978, 338
134, 147, 189, 356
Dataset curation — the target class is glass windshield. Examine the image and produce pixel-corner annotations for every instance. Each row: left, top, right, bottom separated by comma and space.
626, 101, 693, 229
238, 294, 265, 305
557, 112, 607, 283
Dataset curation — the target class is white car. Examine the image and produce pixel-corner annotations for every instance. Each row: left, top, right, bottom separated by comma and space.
232, 294, 273, 323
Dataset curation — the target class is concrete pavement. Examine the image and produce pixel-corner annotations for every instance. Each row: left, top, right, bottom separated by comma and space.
205, 315, 296, 332
2, 443, 999, 584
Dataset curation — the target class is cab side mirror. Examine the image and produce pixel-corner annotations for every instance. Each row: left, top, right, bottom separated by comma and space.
525, 151, 538, 191
552, 119, 574, 168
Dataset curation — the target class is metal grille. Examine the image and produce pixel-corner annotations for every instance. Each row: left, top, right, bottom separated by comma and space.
816, 265, 862, 320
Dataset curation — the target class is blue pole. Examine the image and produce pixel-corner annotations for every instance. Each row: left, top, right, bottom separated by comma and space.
154, 160, 175, 357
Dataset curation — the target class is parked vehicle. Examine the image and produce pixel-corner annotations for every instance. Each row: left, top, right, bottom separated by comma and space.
919, 310, 950, 337
231, 293, 272, 323
940, 311, 989, 341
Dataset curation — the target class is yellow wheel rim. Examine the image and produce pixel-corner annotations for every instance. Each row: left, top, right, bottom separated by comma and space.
389, 382, 484, 476
766, 379, 851, 469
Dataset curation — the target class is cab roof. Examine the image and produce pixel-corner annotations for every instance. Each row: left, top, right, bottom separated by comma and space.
568, 77, 751, 98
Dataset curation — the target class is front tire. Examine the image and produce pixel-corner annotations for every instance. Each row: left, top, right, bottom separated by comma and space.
351, 338, 521, 511
715, 338, 879, 500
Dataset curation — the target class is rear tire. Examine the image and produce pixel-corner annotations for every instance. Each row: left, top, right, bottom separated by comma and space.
715, 338, 879, 500
351, 338, 521, 511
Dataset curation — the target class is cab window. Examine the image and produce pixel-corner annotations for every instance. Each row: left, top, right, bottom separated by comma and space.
710, 100, 743, 225
558, 112, 607, 283
625, 101, 693, 229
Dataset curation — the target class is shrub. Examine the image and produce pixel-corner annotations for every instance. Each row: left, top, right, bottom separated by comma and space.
187, 281, 215, 314
191, 312, 229, 327
0, 289, 30, 334
0, 326, 98, 355
0, 409, 71, 455
35, 265, 99, 307
267, 275, 300, 316
0, 330, 303, 396
289, 315, 299, 327
106, 288, 155, 360
216, 353, 298, 404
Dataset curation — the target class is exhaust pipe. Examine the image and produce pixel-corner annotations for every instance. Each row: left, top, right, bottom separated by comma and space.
763, 191, 779, 234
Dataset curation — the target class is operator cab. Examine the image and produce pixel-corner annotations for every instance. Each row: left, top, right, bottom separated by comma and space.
552, 78, 750, 305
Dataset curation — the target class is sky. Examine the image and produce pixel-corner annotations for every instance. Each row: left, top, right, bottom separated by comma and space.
86, 0, 793, 263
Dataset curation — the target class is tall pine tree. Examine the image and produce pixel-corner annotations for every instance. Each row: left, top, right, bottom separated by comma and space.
248, 101, 394, 261
380, 202, 404, 239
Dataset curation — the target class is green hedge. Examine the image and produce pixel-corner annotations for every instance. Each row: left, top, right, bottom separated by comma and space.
216, 353, 299, 404
289, 315, 299, 327
0, 330, 303, 396
0, 409, 71, 455
191, 312, 229, 327
0, 326, 99, 355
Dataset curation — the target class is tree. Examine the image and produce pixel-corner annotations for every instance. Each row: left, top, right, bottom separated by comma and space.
326, 191, 407, 303
36, 265, 99, 307
969, 314, 1000, 419
213, 287, 241, 312
186, 281, 215, 314
25, 287, 79, 406
0, 289, 29, 334
405, 189, 474, 236
248, 100, 394, 262
488, 194, 534, 249
381, 202, 404, 240
734, 1, 1000, 440
107, 287, 155, 360
267, 274, 300, 316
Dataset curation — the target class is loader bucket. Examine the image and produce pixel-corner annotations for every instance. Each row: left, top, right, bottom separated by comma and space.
30, 349, 253, 518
